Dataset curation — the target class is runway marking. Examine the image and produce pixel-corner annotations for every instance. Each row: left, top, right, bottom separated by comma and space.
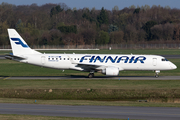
1, 107, 180, 116
3, 77, 11, 80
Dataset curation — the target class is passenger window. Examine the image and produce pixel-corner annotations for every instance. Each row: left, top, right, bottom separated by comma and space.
74, 58, 76, 60
78, 58, 79, 60
64, 58, 65, 60
68, 58, 69, 60
60, 58, 61, 60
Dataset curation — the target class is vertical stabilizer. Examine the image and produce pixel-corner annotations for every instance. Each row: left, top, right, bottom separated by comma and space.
7, 29, 41, 56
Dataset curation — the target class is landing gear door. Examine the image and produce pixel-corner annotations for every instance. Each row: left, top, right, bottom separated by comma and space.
153, 58, 157, 66
41, 56, 46, 65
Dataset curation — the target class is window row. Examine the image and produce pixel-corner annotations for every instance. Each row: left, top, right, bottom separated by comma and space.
48, 58, 86, 60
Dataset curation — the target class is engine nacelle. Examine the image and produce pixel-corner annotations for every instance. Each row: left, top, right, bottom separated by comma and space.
102, 67, 119, 76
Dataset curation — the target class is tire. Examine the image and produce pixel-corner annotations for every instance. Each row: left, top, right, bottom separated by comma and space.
155, 74, 159, 78
88, 73, 94, 78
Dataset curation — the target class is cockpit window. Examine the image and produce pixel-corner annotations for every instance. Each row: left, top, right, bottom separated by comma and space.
162, 58, 168, 61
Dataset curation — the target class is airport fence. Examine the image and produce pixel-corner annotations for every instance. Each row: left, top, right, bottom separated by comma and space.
0, 43, 180, 50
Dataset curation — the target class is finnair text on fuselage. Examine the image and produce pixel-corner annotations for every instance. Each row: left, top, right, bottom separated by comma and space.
80, 55, 146, 63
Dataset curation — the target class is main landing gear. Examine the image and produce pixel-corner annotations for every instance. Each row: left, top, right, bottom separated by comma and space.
155, 70, 160, 78
88, 71, 94, 78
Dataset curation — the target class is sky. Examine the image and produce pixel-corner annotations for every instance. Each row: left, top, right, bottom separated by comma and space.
1, 0, 180, 10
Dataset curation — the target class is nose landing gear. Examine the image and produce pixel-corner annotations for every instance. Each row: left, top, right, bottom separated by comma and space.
155, 70, 160, 78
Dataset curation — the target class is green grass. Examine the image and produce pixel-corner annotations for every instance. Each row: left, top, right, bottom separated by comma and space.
1, 49, 180, 55
1, 79, 180, 89
0, 114, 123, 120
0, 79, 180, 102
0, 98, 180, 108
0, 59, 179, 77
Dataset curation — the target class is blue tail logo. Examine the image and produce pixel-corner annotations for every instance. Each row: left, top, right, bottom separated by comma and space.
11, 38, 29, 48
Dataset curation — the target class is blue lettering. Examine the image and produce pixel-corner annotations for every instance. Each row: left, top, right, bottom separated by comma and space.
80, 55, 146, 63
48, 56, 59, 62
94, 56, 106, 63
134, 56, 146, 63
80, 55, 91, 62
105, 56, 118, 63
89, 56, 95, 63
117, 56, 129, 63
129, 56, 135, 63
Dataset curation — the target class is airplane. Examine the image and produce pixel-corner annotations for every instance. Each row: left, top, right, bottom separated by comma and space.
5, 29, 177, 78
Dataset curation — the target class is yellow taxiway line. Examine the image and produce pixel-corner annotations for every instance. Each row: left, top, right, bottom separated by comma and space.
3, 77, 11, 80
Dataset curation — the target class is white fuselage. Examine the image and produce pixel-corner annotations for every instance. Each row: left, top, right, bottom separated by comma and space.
18, 54, 177, 72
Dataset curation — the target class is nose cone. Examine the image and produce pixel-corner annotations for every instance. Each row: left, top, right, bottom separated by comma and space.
170, 63, 177, 69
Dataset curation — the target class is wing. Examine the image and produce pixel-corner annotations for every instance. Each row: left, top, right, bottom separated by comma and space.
76, 62, 107, 71
75, 62, 124, 72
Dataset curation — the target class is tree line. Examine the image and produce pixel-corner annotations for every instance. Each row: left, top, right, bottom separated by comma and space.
0, 2, 180, 46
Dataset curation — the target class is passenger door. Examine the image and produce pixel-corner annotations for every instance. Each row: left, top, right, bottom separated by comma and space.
152, 58, 157, 66
41, 56, 46, 65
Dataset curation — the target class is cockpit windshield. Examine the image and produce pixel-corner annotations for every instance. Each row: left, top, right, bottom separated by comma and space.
162, 58, 168, 61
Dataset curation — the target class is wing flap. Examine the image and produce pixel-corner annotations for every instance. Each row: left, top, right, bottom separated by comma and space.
75, 62, 106, 71
76, 62, 124, 72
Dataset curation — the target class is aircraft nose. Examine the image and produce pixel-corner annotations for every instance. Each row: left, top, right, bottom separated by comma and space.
170, 63, 177, 69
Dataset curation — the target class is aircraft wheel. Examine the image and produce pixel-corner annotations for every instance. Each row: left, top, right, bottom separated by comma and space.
88, 73, 94, 78
155, 74, 159, 78
154, 70, 160, 78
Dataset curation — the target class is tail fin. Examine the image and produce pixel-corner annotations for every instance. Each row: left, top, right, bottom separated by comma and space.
7, 29, 41, 56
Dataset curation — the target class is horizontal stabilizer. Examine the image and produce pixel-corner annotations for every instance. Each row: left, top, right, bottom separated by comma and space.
5, 54, 26, 60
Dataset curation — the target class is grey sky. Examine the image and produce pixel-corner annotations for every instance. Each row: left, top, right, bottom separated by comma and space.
1, 0, 180, 10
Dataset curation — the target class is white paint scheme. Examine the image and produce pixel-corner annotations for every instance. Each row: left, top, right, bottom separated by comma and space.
6, 29, 177, 77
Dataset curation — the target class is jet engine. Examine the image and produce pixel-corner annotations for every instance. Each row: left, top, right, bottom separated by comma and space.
102, 67, 119, 76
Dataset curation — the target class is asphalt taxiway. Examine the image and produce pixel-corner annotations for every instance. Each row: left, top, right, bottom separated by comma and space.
0, 103, 180, 120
